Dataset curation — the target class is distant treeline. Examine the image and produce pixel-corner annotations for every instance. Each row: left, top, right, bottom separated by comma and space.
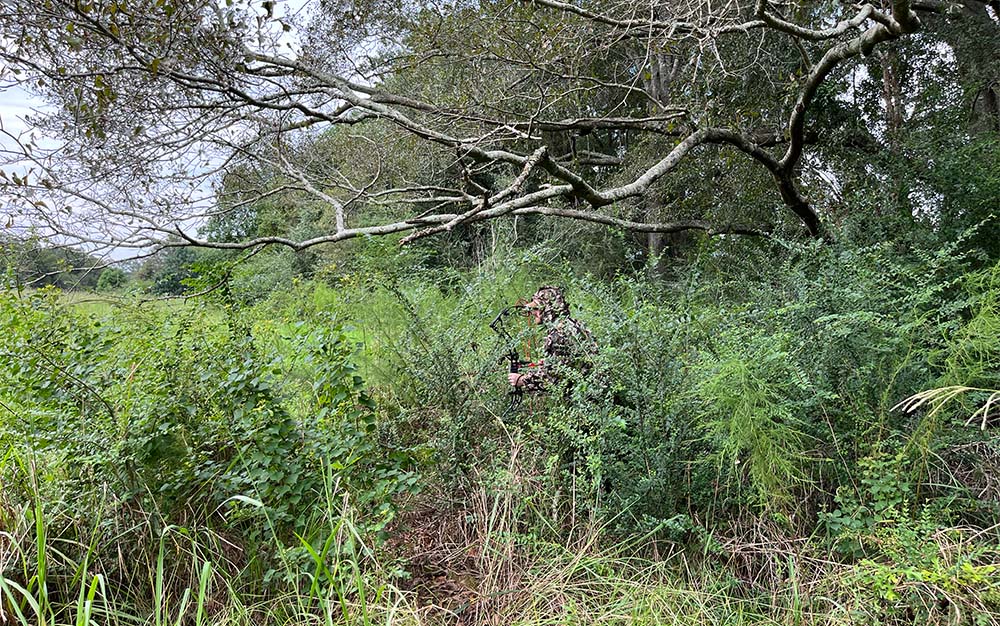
0, 238, 128, 291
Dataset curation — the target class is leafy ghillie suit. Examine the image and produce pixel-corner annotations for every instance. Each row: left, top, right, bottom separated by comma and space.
518, 287, 597, 394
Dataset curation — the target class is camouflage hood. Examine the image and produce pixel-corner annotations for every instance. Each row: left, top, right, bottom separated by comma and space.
527, 286, 570, 323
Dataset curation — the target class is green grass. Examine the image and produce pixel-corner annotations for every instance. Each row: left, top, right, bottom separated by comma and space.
6, 255, 1000, 626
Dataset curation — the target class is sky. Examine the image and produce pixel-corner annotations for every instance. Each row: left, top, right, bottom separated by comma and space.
0, 0, 310, 260
0, 83, 50, 245
0, 83, 39, 137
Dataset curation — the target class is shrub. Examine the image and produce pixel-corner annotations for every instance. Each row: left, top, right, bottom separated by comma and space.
0, 289, 418, 599
96, 267, 128, 292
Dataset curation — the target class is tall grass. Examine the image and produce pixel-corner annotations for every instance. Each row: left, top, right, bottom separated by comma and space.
13, 442, 986, 626
5, 249, 1000, 624
0, 457, 420, 626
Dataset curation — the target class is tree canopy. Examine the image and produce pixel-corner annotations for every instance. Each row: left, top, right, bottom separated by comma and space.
0, 0, 997, 258
5, 4, 1000, 622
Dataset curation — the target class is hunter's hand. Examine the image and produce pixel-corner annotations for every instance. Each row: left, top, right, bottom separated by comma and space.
508, 373, 523, 387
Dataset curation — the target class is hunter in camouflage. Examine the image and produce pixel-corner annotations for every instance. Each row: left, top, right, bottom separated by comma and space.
508, 286, 596, 393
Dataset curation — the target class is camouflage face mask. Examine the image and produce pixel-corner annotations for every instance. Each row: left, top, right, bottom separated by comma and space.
528, 286, 569, 322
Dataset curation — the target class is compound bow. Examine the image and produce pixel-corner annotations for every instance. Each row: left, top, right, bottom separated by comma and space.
489, 304, 532, 417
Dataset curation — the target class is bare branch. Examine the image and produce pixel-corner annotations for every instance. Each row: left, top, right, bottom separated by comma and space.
523, 0, 766, 38
0, 0, 943, 254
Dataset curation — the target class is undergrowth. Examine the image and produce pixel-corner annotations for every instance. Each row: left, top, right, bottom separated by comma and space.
4, 239, 1000, 624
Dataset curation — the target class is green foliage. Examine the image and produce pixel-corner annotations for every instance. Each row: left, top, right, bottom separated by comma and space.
0, 238, 105, 290
845, 521, 1000, 624
95, 267, 128, 292
928, 142, 1000, 258
0, 287, 418, 599
136, 246, 199, 295
820, 453, 915, 558
691, 330, 816, 510
940, 261, 1000, 390
2, 0, 1000, 620
7, 218, 1000, 623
